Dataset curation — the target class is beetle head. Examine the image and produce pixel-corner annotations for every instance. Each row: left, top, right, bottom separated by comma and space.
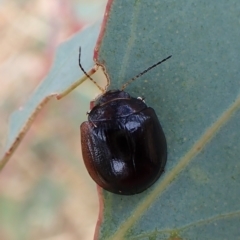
94, 90, 131, 107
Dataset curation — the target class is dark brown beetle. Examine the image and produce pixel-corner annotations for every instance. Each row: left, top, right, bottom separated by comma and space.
79, 48, 171, 195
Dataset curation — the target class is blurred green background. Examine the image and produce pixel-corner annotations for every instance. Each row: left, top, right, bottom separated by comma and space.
0, 1, 107, 239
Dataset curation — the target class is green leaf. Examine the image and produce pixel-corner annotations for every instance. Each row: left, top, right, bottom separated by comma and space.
95, 0, 240, 239
0, 21, 104, 170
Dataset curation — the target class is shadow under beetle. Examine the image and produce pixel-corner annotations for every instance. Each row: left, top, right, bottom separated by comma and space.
79, 48, 171, 195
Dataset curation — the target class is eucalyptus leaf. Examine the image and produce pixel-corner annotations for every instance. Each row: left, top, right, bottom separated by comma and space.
0, 21, 103, 169
95, 0, 240, 239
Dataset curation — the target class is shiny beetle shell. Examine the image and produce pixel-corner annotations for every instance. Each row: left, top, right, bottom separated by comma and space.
80, 90, 167, 195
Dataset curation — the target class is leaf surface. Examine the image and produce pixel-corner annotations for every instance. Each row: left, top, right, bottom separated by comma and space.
0, 21, 104, 169
95, 0, 240, 239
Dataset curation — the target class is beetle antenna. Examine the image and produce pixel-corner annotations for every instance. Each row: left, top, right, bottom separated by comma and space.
78, 47, 104, 92
121, 55, 172, 90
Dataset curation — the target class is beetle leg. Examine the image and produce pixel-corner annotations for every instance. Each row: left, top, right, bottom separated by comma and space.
137, 97, 145, 103
89, 119, 97, 128
88, 117, 97, 128
92, 121, 97, 128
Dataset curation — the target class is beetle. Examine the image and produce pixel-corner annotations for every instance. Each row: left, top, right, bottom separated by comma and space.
79, 47, 171, 195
